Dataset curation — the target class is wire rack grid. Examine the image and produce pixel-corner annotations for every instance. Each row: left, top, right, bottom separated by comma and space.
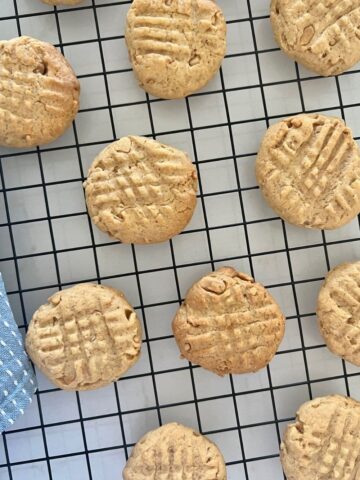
0, 0, 359, 479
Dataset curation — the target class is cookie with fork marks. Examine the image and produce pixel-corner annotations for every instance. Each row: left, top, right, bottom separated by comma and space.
172, 267, 285, 376
123, 423, 227, 480
271, 0, 360, 76
0, 36, 79, 148
281, 395, 360, 480
84, 136, 198, 244
26, 283, 142, 391
318, 261, 360, 366
125, 0, 226, 99
256, 114, 360, 229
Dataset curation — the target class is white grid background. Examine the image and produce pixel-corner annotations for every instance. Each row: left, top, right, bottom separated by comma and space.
0, 0, 360, 479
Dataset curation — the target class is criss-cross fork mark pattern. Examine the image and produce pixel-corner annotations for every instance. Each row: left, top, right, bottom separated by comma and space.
88, 138, 193, 213
294, 0, 360, 48
284, 397, 360, 479
271, 117, 359, 218
32, 289, 137, 389
276, 0, 360, 75
0, 73, 68, 139
321, 262, 360, 362
175, 271, 284, 374
123, 424, 226, 479
129, 0, 221, 62
131, 15, 192, 62
0, 0, 359, 479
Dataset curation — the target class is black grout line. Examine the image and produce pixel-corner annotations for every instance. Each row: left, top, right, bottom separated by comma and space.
0, 448, 282, 470
94, 0, 163, 435
51, 8, 94, 478
88, 0, 131, 462
219, 9, 260, 474
1, 271, 355, 304
1, 228, 359, 264
0, 89, 357, 144
127, 135, 164, 423
285, 63, 314, 405
3, 5, 54, 479
0, 4, 269, 23
0, 4, 52, 480
1, 331, 341, 358
246, 5, 284, 474
0, 179, 260, 195
184, 95, 216, 438
142, 92, 193, 430
332, 73, 352, 398
3, 365, 360, 433
1, 99, 360, 161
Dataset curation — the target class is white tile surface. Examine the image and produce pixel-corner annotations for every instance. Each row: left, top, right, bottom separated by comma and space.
50, 456, 89, 480
7, 430, 45, 463
46, 423, 84, 456
84, 417, 123, 450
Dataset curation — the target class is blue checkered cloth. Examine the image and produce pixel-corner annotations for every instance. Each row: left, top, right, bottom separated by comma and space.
0, 273, 37, 432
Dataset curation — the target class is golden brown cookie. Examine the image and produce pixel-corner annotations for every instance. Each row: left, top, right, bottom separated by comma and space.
123, 423, 227, 480
0, 36, 80, 148
25, 284, 142, 391
84, 136, 198, 244
172, 267, 285, 376
271, 0, 360, 76
317, 261, 360, 366
281, 395, 360, 480
42, 0, 82, 5
256, 114, 360, 230
125, 0, 227, 99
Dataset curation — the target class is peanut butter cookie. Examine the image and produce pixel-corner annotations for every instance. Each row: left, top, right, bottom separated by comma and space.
26, 284, 142, 391
0, 36, 80, 148
172, 267, 285, 376
84, 136, 198, 244
123, 423, 227, 480
281, 395, 360, 480
318, 261, 360, 366
125, 0, 227, 99
256, 114, 360, 229
271, 0, 360, 76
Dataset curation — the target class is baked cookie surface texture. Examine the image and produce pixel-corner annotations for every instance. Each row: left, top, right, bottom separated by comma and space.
0, 36, 80, 148
84, 136, 198, 244
123, 423, 227, 480
281, 395, 360, 480
26, 284, 142, 391
172, 267, 285, 376
271, 0, 360, 76
125, 0, 227, 99
256, 114, 360, 229
318, 261, 360, 366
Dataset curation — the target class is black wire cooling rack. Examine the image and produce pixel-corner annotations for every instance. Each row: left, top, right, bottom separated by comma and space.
0, 0, 360, 479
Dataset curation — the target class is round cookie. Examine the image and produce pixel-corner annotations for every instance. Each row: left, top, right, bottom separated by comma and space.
123, 423, 227, 480
172, 267, 285, 376
0, 36, 80, 148
125, 0, 226, 99
317, 261, 360, 366
281, 395, 360, 480
256, 114, 360, 230
42, 0, 82, 5
84, 136, 198, 244
271, 0, 360, 76
25, 284, 142, 391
